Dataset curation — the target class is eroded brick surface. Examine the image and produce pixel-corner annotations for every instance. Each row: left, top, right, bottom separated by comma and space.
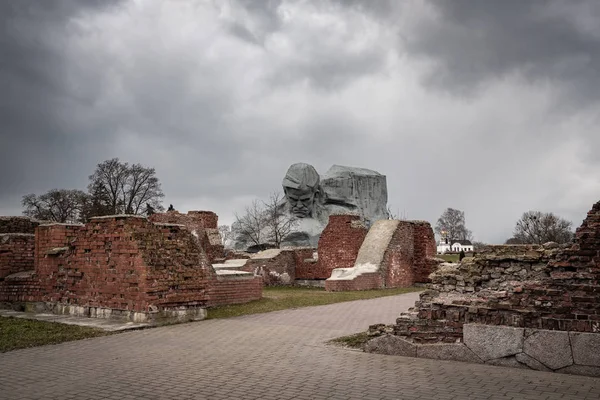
149, 210, 224, 262
0, 216, 42, 234
0, 215, 261, 313
384, 200, 600, 344
0, 234, 35, 279
317, 215, 369, 278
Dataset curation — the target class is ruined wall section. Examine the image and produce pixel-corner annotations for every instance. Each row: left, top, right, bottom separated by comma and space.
149, 211, 224, 262
0, 234, 35, 279
317, 214, 368, 279
293, 248, 322, 280
386, 200, 600, 347
382, 222, 415, 287
326, 220, 438, 291
412, 222, 438, 283
31, 216, 213, 312
244, 249, 296, 286
0, 216, 43, 234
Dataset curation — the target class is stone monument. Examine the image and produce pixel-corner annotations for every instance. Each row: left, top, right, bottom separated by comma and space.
279, 163, 389, 247
231, 162, 389, 250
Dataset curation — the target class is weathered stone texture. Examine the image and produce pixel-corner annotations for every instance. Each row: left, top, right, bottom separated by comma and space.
570, 332, 600, 367
416, 343, 482, 363
244, 249, 297, 286
0, 216, 43, 234
523, 330, 573, 370
363, 334, 417, 357
463, 324, 524, 361
320, 165, 389, 224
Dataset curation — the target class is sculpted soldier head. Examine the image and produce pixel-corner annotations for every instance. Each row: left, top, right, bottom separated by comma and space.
282, 163, 321, 218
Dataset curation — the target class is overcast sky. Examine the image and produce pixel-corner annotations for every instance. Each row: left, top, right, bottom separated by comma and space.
2, 0, 599, 243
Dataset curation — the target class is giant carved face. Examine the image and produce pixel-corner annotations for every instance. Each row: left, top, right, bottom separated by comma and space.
284, 187, 316, 218
282, 163, 320, 219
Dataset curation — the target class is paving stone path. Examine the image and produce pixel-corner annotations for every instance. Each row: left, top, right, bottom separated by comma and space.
1, 292, 599, 400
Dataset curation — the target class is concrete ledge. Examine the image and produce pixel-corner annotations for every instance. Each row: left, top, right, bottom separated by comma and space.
364, 324, 600, 378
5, 302, 207, 325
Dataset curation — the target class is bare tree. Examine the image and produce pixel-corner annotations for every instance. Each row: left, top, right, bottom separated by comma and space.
263, 192, 297, 247
472, 241, 488, 251
387, 206, 398, 220
22, 189, 88, 223
234, 200, 267, 246
513, 211, 573, 244
435, 208, 472, 242
218, 225, 233, 246
87, 158, 164, 216
387, 206, 409, 220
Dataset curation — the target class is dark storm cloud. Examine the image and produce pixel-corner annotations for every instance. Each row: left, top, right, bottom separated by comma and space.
405, 0, 600, 103
1, 0, 598, 244
0, 0, 124, 207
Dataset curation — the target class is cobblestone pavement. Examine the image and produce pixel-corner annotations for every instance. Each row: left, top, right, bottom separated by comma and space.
1, 292, 599, 400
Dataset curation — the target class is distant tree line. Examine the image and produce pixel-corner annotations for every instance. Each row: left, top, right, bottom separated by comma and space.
434, 207, 574, 249
22, 158, 164, 223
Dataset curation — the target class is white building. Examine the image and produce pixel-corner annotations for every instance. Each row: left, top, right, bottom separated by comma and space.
437, 239, 474, 254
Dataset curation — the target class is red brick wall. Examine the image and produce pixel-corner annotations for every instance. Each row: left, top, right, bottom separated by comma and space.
1, 215, 262, 311
0, 216, 42, 234
317, 215, 368, 279
383, 222, 415, 288
34, 217, 213, 312
187, 211, 218, 229
325, 273, 382, 292
411, 222, 437, 283
324, 220, 437, 291
0, 271, 41, 303
0, 234, 35, 279
206, 277, 263, 306
149, 211, 224, 262
294, 248, 325, 280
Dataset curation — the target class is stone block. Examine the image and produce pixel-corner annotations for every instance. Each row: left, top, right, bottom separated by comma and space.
417, 343, 483, 363
557, 365, 600, 377
463, 324, 524, 361
364, 334, 416, 357
523, 329, 573, 370
515, 353, 551, 372
486, 356, 530, 369
570, 332, 600, 367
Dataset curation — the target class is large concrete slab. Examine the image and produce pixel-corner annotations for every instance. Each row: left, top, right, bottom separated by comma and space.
524, 329, 573, 370
1, 291, 599, 400
463, 324, 524, 361
0, 309, 149, 332
570, 332, 600, 367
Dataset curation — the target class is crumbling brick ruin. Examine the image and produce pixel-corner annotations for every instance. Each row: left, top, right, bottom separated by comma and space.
0, 213, 262, 324
365, 200, 600, 377
220, 214, 438, 290
317, 215, 369, 278
149, 210, 224, 263
325, 219, 438, 291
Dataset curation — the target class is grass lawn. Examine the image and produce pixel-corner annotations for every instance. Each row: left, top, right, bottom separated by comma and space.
0, 317, 109, 353
328, 332, 370, 349
207, 286, 422, 319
